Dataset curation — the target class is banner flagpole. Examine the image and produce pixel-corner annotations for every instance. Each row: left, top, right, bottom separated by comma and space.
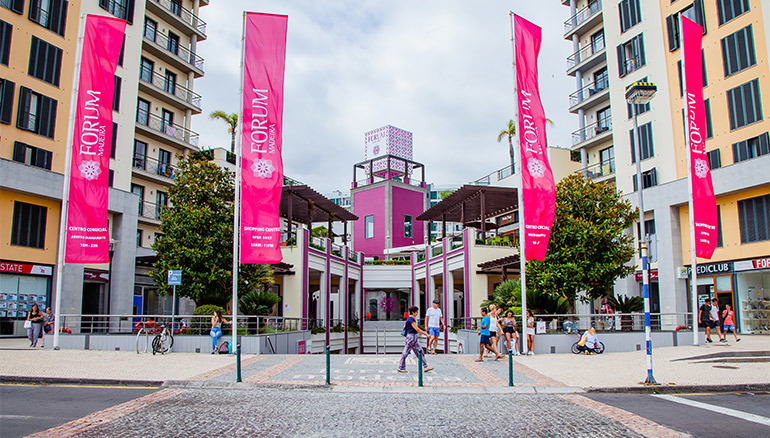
53, 14, 87, 350
231, 12, 247, 355
509, 12, 528, 353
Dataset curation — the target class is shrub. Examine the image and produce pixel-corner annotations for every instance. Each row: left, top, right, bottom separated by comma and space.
192, 304, 226, 335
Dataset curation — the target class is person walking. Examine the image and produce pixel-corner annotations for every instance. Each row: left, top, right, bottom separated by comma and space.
26, 303, 44, 347
41, 306, 54, 348
710, 298, 726, 342
722, 304, 741, 342
398, 306, 433, 373
699, 299, 715, 342
476, 307, 503, 362
424, 299, 444, 355
487, 305, 501, 357
525, 309, 535, 355
210, 310, 228, 354
500, 310, 520, 355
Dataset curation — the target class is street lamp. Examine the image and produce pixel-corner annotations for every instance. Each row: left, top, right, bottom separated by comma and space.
625, 81, 658, 385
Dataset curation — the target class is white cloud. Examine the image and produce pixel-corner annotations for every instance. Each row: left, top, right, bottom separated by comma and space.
194, 1, 574, 193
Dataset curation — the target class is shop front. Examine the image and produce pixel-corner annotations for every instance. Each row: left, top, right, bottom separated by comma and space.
734, 257, 770, 334
0, 261, 53, 336
684, 261, 734, 326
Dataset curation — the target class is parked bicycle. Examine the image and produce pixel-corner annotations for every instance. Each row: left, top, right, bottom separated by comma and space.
571, 330, 605, 354
151, 323, 173, 355
134, 320, 174, 354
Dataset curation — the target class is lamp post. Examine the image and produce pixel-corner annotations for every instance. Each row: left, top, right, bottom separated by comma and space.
625, 81, 658, 385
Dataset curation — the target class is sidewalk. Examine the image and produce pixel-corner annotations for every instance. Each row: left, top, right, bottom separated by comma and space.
1, 335, 768, 392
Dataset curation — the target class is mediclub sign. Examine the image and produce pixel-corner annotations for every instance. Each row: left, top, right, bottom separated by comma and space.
65, 15, 126, 263
240, 12, 287, 264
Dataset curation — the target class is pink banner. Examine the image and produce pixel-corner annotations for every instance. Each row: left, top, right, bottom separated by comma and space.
682, 16, 717, 259
65, 15, 126, 263
240, 13, 287, 264
515, 15, 555, 261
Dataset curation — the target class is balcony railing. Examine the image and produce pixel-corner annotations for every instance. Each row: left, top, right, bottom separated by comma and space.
150, 0, 207, 35
571, 117, 612, 146
470, 163, 514, 186
136, 111, 199, 148
567, 34, 605, 69
569, 79, 609, 107
578, 158, 616, 181
144, 27, 204, 72
563, 0, 602, 34
139, 71, 202, 109
132, 154, 177, 179
309, 236, 326, 252
138, 200, 165, 221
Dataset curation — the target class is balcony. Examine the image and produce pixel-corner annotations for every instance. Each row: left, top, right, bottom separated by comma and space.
138, 70, 202, 114
135, 111, 200, 150
137, 200, 164, 223
566, 35, 606, 76
146, 0, 207, 40
132, 154, 178, 183
571, 117, 613, 150
568, 79, 610, 113
564, 0, 603, 39
142, 28, 204, 78
577, 158, 616, 182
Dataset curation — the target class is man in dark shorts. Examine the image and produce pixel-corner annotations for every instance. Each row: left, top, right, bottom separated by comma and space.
699, 299, 716, 343
477, 307, 503, 361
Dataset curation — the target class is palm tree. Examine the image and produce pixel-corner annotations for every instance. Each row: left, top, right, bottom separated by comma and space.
209, 111, 238, 154
496, 119, 516, 170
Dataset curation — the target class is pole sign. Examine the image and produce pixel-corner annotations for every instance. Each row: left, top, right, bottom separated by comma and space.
167, 270, 182, 286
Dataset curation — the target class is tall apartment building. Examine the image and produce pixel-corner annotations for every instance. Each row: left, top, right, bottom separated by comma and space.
563, 0, 770, 332
0, 0, 207, 334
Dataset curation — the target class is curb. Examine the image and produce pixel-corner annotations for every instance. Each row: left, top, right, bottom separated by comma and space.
0, 375, 163, 387
585, 382, 770, 394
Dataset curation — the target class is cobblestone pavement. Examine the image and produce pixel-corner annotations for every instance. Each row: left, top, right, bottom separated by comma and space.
37, 388, 689, 437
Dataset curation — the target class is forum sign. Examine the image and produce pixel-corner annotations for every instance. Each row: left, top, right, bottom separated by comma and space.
364, 125, 414, 178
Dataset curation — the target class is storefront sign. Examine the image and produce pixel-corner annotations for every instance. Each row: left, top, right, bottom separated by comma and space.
635, 270, 658, 282
734, 257, 770, 272
84, 271, 109, 282
497, 213, 517, 226
0, 262, 53, 276
685, 262, 732, 276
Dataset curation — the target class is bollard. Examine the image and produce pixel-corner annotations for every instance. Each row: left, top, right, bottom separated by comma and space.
418, 350, 423, 387
325, 345, 331, 386
236, 343, 242, 383
508, 350, 514, 387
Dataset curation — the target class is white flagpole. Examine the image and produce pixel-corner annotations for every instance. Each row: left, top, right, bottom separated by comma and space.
231, 12, 247, 355
52, 14, 87, 350
680, 16, 700, 345
509, 12, 528, 354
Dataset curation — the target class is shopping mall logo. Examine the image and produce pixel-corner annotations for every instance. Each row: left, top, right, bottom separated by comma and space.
527, 158, 546, 178
78, 160, 102, 181
251, 158, 275, 179
693, 158, 709, 179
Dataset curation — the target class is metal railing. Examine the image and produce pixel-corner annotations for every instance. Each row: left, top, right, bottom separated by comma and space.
578, 159, 615, 181
144, 26, 205, 72
150, 0, 207, 35
453, 313, 694, 333
348, 249, 358, 263
330, 243, 343, 258
431, 243, 443, 257
132, 154, 177, 179
139, 70, 202, 109
470, 163, 514, 186
280, 229, 297, 247
450, 234, 464, 251
564, 0, 602, 33
569, 79, 609, 107
623, 56, 644, 75
474, 235, 517, 247
567, 34, 605, 69
571, 116, 612, 146
136, 111, 200, 148
309, 236, 326, 251
138, 200, 164, 220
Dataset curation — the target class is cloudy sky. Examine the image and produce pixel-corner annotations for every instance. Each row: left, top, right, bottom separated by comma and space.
193, 1, 575, 194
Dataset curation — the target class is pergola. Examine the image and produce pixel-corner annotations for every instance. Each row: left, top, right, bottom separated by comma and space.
477, 254, 521, 281
281, 185, 358, 245
416, 185, 518, 238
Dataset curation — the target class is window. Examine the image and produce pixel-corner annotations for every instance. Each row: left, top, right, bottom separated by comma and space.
629, 122, 653, 162
110, 122, 117, 158
139, 57, 153, 83
590, 30, 605, 54
727, 79, 763, 130
705, 99, 713, 139
738, 194, 769, 243
136, 229, 143, 246
118, 36, 124, 66
632, 168, 657, 191
13, 141, 52, 169
11, 201, 47, 249
133, 140, 147, 169
733, 132, 769, 162
404, 215, 413, 238
0, 78, 14, 124
131, 184, 144, 216
113, 76, 121, 111
636, 218, 656, 240
99, 0, 134, 24
136, 98, 149, 125
707, 149, 721, 170
721, 25, 756, 77
169, 0, 181, 16
1, 19, 11, 65
158, 148, 172, 177
167, 32, 179, 55
17, 86, 57, 138
164, 70, 176, 95
108, 169, 114, 187
161, 109, 173, 133
29, 0, 67, 36
154, 232, 164, 243
617, 33, 645, 77
593, 68, 608, 92
597, 107, 611, 131
618, 0, 641, 33
600, 146, 615, 174
365, 215, 374, 239
144, 17, 157, 42
1, 0, 24, 14
717, 0, 749, 25
665, 0, 706, 51
716, 205, 724, 248
28, 36, 62, 86
156, 191, 168, 219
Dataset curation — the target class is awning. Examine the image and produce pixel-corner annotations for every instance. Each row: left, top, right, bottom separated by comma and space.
416, 185, 517, 224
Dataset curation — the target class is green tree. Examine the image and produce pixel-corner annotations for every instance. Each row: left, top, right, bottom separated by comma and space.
496, 119, 517, 170
150, 154, 274, 307
526, 173, 637, 306
209, 110, 238, 154
484, 278, 568, 316
311, 226, 329, 238
240, 289, 281, 333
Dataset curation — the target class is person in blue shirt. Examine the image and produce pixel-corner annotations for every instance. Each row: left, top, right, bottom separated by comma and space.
398, 306, 434, 373
477, 307, 503, 362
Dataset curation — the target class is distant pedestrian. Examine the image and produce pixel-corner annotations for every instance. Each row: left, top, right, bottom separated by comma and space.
698, 300, 715, 343
26, 304, 44, 347
41, 307, 54, 348
710, 298, 726, 342
500, 310, 520, 355
525, 309, 535, 355
476, 307, 503, 362
722, 304, 740, 342
210, 310, 228, 354
424, 299, 444, 355
398, 306, 433, 373
488, 305, 502, 356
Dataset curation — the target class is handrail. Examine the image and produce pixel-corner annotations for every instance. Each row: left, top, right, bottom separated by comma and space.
470, 163, 514, 186
569, 78, 609, 107
567, 34, 605, 68
563, 0, 602, 33
136, 111, 200, 148
571, 116, 612, 146
132, 153, 178, 179
150, 0, 207, 35
454, 312, 693, 332
139, 70, 202, 109
576, 158, 616, 180
144, 26, 205, 72
58, 313, 310, 334
137, 200, 164, 220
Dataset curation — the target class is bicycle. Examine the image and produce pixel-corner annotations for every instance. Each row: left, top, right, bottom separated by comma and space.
135, 320, 155, 354
571, 334, 605, 354
151, 324, 174, 355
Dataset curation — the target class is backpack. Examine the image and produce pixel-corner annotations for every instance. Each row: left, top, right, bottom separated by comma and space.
218, 341, 229, 354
